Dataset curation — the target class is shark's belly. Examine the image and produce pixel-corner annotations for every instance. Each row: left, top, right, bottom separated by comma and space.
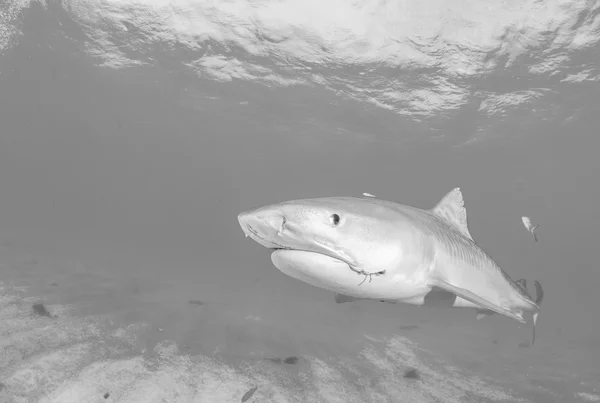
271, 250, 431, 301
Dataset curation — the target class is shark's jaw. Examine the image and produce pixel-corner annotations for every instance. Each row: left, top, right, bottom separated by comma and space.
242, 222, 292, 250
238, 205, 394, 287
242, 221, 355, 269
238, 213, 385, 284
270, 249, 380, 295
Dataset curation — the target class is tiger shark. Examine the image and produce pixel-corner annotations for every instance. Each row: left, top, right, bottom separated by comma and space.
237, 188, 544, 345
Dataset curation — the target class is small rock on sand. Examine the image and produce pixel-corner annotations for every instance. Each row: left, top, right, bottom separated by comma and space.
403, 368, 420, 380
241, 386, 258, 402
32, 302, 52, 317
283, 356, 298, 364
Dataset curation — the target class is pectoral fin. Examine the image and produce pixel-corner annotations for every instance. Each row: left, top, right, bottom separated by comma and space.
429, 279, 526, 324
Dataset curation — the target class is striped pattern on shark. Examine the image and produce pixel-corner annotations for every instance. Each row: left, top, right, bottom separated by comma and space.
238, 188, 544, 345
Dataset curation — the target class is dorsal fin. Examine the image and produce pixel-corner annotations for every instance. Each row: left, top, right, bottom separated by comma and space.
431, 187, 473, 240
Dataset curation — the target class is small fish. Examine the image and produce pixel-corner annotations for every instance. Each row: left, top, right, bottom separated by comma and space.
362, 192, 376, 198
521, 216, 540, 242
241, 386, 258, 402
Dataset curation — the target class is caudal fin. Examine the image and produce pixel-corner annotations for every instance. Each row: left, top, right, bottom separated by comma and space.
531, 280, 544, 346
531, 224, 540, 242
533, 280, 544, 305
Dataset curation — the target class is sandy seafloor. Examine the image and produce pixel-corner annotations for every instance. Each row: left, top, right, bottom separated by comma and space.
1, 241, 600, 403
2, 0, 600, 402
0, 245, 597, 403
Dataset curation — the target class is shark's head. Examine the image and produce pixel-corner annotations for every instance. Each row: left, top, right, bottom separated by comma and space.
238, 197, 422, 295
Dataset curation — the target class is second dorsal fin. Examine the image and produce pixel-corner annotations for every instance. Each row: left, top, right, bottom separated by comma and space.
431, 187, 473, 240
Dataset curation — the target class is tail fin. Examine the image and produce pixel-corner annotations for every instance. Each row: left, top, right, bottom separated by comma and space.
531, 224, 540, 242
531, 280, 544, 346
534, 280, 544, 305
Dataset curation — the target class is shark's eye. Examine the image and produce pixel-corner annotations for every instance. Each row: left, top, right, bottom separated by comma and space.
329, 213, 341, 226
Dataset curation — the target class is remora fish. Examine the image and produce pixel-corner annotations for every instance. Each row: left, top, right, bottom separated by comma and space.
238, 188, 544, 345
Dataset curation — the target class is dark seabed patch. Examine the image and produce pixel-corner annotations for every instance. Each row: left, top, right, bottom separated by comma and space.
283, 356, 298, 364
0, 382, 7, 401
403, 368, 420, 380
2, 281, 588, 402
188, 300, 204, 306
265, 356, 299, 365
32, 302, 53, 317
241, 385, 258, 402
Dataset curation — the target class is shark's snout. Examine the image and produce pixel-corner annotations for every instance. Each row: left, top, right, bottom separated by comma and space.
237, 208, 287, 248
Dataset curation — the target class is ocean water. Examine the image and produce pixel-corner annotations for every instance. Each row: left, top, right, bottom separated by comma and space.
1, 1, 600, 402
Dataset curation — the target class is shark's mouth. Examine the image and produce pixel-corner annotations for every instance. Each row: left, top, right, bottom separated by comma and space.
245, 224, 291, 250
245, 224, 386, 285
245, 223, 347, 262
